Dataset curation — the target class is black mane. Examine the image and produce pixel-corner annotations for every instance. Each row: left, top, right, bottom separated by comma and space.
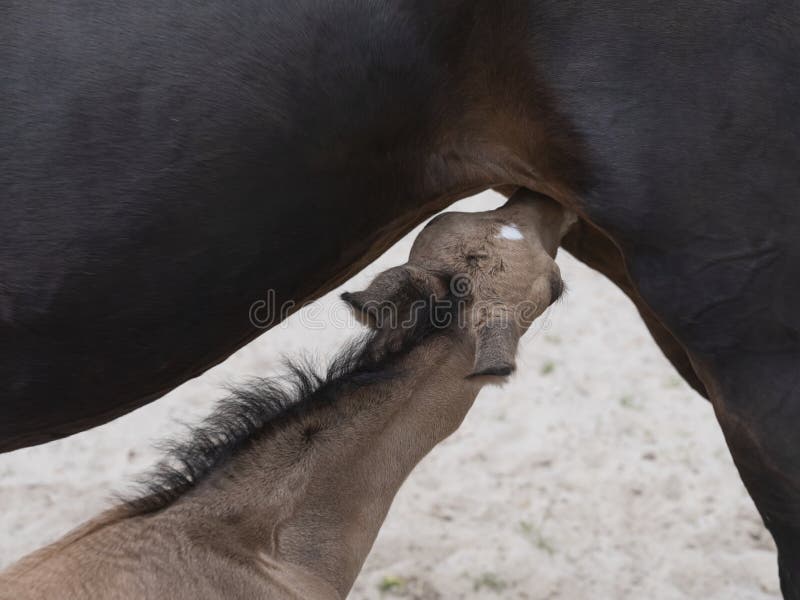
124, 281, 460, 516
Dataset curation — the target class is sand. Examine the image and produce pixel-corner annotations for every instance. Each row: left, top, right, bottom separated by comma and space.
0, 192, 781, 599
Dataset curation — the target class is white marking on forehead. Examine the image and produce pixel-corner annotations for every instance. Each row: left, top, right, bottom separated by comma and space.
498, 224, 524, 240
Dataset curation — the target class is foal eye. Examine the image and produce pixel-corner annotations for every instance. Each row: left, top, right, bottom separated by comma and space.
465, 252, 490, 266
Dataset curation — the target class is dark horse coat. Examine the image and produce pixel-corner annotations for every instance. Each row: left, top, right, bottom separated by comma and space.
1, 1, 799, 595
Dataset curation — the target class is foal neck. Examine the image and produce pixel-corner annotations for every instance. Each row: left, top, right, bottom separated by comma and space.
172, 332, 482, 597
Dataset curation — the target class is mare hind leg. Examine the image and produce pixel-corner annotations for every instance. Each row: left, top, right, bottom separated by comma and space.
518, 193, 800, 589
564, 217, 800, 593
703, 354, 800, 599
561, 218, 708, 399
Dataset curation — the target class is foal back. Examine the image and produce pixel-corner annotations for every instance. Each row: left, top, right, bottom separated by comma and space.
0, 507, 340, 600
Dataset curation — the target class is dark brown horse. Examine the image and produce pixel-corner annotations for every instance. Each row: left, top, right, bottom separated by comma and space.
2, 1, 799, 595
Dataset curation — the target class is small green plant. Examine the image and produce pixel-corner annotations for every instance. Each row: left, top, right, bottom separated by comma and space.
540, 361, 556, 375
519, 520, 556, 556
473, 573, 507, 593
378, 575, 405, 594
619, 394, 639, 409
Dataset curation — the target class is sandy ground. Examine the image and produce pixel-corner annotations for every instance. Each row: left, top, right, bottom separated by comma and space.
0, 192, 782, 599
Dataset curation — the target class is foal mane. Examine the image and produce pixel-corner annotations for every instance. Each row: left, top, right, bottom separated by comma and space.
124, 281, 460, 516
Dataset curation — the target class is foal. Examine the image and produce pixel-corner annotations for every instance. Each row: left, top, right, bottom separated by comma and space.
1, 192, 574, 600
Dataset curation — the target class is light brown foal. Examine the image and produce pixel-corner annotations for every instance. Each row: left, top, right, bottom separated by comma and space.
1, 191, 574, 600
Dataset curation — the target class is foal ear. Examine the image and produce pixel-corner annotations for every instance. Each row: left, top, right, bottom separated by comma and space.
341, 265, 440, 328
470, 320, 521, 377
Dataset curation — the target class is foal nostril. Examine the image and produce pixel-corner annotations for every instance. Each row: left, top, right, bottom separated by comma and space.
548, 272, 564, 305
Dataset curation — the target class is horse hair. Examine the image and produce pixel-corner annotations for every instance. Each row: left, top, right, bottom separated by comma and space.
123, 273, 460, 516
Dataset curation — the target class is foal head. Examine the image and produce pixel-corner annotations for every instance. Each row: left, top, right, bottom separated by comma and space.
343, 192, 575, 376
